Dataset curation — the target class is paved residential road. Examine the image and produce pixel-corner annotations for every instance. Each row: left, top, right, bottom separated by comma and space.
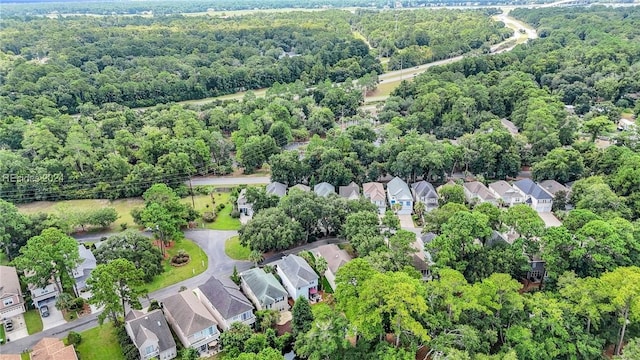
0, 230, 345, 354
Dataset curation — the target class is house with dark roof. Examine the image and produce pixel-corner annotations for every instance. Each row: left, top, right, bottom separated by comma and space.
513, 179, 553, 213
314, 244, 352, 290
240, 268, 289, 312
125, 309, 177, 360
500, 118, 519, 135
274, 254, 319, 300
488, 180, 525, 207
162, 291, 220, 355
338, 182, 360, 200
0, 266, 25, 319
411, 181, 438, 211
539, 180, 569, 197
266, 182, 288, 198
463, 181, 497, 205
412, 234, 435, 281
363, 182, 386, 214
237, 188, 253, 216
313, 182, 335, 197
194, 276, 255, 331
386, 177, 413, 215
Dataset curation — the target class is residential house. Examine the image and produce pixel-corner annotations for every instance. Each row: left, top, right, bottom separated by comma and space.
237, 188, 253, 216
527, 259, 547, 284
488, 180, 525, 207
411, 235, 434, 281
363, 182, 387, 214
539, 180, 569, 198
500, 118, 519, 136
513, 179, 553, 213
240, 268, 289, 312
162, 291, 220, 355
72, 245, 96, 292
290, 184, 310, 192
411, 181, 438, 212
274, 254, 319, 301
618, 118, 637, 131
28, 280, 58, 309
386, 177, 413, 215
0, 266, 26, 319
338, 182, 360, 200
313, 182, 335, 197
266, 182, 288, 198
314, 244, 352, 290
194, 276, 255, 331
125, 309, 177, 360
30, 337, 78, 360
463, 181, 497, 205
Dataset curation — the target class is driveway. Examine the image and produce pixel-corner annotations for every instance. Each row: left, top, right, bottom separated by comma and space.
5, 314, 28, 342
398, 214, 415, 229
41, 303, 66, 330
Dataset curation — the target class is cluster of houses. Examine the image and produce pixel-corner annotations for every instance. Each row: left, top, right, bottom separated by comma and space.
120, 245, 350, 360
239, 177, 569, 218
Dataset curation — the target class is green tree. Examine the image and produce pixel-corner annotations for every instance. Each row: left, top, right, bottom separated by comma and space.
87, 207, 119, 228
601, 266, 640, 355
239, 207, 304, 252
138, 184, 190, 256
583, 115, 614, 142
294, 303, 349, 360
292, 296, 314, 337
93, 231, 163, 282
501, 204, 545, 239
0, 199, 30, 260
220, 322, 253, 357
87, 258, 145, 325
14, 228, 81, 295
438, 184, 466, 206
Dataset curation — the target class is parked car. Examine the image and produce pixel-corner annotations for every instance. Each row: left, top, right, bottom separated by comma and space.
5, 319, 14, 332
40, 305, 50, 318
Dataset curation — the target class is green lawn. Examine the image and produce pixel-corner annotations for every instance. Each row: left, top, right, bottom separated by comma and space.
199, 193, 242, 230
0, 252, 9, 266
224, 236, 251, 260
24, 309, 43, 335
145, 238, 208, 293
76, 323, 124, 360
0, 323, 5, 344
321, 277, 334, 293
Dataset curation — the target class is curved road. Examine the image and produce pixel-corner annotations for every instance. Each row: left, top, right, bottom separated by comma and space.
0, 229, 344, 354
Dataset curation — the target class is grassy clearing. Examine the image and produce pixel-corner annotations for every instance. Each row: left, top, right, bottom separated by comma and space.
321, 277, 334, 293
0, 324, 5, 344
224, 236, 251, 260
21, 353, 29, 360
24, 309, 43, 335
76, 323, 124, 360
145, 238, 208, 293
198, 192, 242, 230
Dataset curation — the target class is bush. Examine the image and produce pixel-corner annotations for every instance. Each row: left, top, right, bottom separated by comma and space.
148, 300, 160, 311
171, 250, 190, 265
216, 203, 226, 212
67, 331, 82, 345
202, 211, 216, 222
70, 297, 85, 311
230, 210, 241, 218
120, 223, 128, 231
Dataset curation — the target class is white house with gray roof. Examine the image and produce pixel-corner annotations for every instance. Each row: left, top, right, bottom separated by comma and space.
72, 244, 97, 292
237, 188, 253, 216
266, 182, 288, 197
411, 181, 438, 211
240, 268, 289, 312
488, 180, 525, 207
513, 179, 553, 213
194, 276, 255, 331
125, 309, 177, 360
386, 177, 413, 214
162, 291, 220, 355
274, 254, 319, 300
313, 182, 335, 197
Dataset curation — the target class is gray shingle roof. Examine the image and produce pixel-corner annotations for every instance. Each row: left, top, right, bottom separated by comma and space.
539, 180, 568, 196
198, 276, 254, 320
266, 182, 288, 197
387, 177, 412, 201
314, 182, 335, 197
513, 179, 552, 200
126, 309, 176, 353
237, 188, 249, 205
463, 181, 496, 201
240, 268, 288, 307
275, 254, 318, 288
314, 244, 352, 274
0, 266, 22, 300
338, 182, 360, 199
162, 291, 217, 335
488, 180, 519, 198
411, 181, 437, 199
